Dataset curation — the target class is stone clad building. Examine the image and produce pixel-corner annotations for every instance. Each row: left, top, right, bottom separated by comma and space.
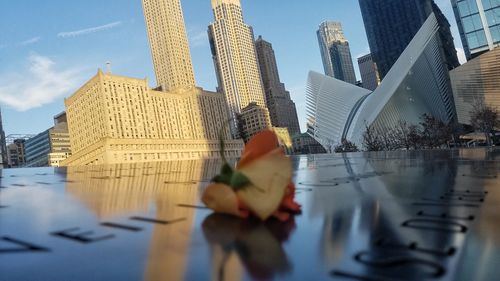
61, 0, 244, 166
208, 0, 270, 138
62, 71, 242, 166
255, 36, 301, 137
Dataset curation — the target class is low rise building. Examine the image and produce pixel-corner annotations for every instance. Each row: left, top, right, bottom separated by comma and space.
451, 47, 500, 125
238, 102, 272, 143
293, 133, 327, 155
7, 139, 26, 168
24, 115, 72, 168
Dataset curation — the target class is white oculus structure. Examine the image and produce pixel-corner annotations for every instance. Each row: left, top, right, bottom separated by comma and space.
306, 13, 457, 149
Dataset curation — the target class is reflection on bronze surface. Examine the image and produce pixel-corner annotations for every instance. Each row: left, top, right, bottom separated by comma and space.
202, 214, 295, 280
65, 159, 225, 280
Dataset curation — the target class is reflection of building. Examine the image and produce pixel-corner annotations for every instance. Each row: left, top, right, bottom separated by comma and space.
238, 102, 272, 143
7, 139, 26, 168
63, 71, 243, 166
65, 159, 222, 280
25, 114, 72, 167
451, 47, 500, 125
0, 108, 7, 168
359, 0, 459, 79
255, 36, 301, 136
452, 0, 500, 60
208, 0, 269, 138
63, 0, 244, 166
307, 14, 457, 147
357, 53, 380, 91
293, 133, 327, 155
142, 0, 195, 91
317, 21, 357, 84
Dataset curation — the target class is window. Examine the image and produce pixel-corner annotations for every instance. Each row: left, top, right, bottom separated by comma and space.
458, 0, 479, 16
490, 24, 500, 42
466, 30, 488, 49
482, 0, 500, 10
463, 14, 484, 32
485, 8, 500, 26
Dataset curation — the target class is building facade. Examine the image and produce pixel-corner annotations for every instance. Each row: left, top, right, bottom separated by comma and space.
238, 102, 272, 142
208, 0, 269, 138
452, 0, 500, 60
24, 130, 51, 167
62, 71, 243, 166
63, 0, 244, 166
24, 116, 72, 168
357, 53, 381, 91
7, 139, 25, 168
317, 21, 357, 84
0, 108, 7, 168
293, 133, 327, 155
451, 46, 500, 125
359, 0, 460, 79
142, 0, 196, 91
272, 127, 293, 155
255, 36, 301, 136
307, 14, 457, 148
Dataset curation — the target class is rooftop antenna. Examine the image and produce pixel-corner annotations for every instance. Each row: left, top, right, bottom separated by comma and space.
105, 61, 112, 74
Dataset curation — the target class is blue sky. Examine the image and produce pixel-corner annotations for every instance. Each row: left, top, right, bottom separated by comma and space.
0, 0, 464, 136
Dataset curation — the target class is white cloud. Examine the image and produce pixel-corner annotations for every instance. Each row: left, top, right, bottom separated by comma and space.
57, 21, 122, 38
19, 36, 41, 46
187, 26, 208, 47
0, 54, 83, 111
456, 47, 467, 65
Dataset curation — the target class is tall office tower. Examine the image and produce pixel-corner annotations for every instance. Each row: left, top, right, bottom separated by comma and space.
452, 0, 500, 60
142, 0, 196, 91
317, 21, 357, 85
208, 0, 269, 138
255, 36, 301, 136
357, 53, 381, 91
0, 108, 7, 168
359, 0, 460, 79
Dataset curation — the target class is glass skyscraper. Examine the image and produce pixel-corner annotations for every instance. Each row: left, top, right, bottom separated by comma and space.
359, 0, 460, 79
452, 0, 500, 60
317, 21, 357, 85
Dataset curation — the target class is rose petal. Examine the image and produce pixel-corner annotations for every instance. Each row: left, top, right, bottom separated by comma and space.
238, 130, 280, 169
236, 149, 292, 220
202, 183, 240, 217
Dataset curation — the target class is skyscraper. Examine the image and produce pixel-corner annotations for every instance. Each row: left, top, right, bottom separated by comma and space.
208, 0, 269, 138
255, 36, 301, 136
0, 108, 7, 168
317, 21, 357, 85
142, 0, 196, 90
359, 0, 460, 79
452, 0, 500, 60
62, 0, 244, 166
308, 13, 457, 147
357, 53, 381, 91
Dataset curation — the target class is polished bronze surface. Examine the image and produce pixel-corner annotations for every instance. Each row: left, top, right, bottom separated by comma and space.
1, 149, 500, 280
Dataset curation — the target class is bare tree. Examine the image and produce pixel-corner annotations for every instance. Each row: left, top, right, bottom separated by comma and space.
408, 124, 422, 150
393, 120, 412, 150
363, 124, 384, 151
379, 126, 399, 151
420, 114, 452, 148
470, 100, 500, 146
334, 139, 359, 153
